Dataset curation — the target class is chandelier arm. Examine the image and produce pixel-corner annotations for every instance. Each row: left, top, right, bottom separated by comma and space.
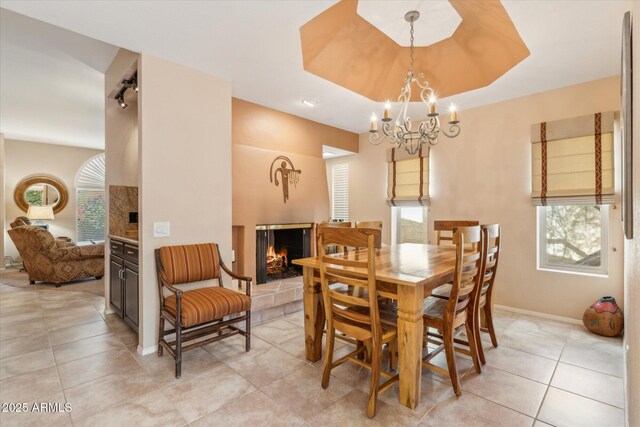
369, 131, 385, 145
440, 124, 461, 138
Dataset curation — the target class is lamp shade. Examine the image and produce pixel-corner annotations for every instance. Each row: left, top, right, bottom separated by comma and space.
27, 205, 55, 220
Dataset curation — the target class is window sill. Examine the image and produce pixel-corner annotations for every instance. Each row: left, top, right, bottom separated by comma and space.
537, 266, 608, 278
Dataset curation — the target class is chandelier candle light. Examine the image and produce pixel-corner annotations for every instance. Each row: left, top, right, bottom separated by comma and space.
369, 10, 461, 155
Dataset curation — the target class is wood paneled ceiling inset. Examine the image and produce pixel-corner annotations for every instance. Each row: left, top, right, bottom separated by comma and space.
299, 0, 530, 102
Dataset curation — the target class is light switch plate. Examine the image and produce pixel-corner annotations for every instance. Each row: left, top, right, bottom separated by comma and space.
153, 222, 171, 238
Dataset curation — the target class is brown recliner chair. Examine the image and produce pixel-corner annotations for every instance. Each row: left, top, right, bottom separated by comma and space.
10, 216, 75, 248
7, 225, 104, 287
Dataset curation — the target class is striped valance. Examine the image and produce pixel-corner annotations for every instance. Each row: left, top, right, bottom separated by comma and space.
386, 147, 429, 207
531, 112, 615, 206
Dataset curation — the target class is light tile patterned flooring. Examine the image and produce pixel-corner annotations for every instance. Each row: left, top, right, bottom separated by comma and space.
0, 272, 625, 426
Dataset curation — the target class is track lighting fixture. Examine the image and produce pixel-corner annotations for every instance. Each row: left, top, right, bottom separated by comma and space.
114, 71, 137, 110
116, 93, 127, 109
121, 72, 138, 92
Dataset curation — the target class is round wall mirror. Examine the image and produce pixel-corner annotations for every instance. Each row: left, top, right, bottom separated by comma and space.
14, 176, 68, 214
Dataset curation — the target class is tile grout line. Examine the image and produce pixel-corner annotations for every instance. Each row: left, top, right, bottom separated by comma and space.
533, 338, 565, 423
44, 319, 75, 427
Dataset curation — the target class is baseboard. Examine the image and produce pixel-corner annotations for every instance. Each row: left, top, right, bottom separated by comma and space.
494, 304, 582, 325
138, 345, 157, 356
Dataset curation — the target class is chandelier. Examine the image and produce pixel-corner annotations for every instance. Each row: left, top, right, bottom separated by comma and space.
369, 11, 461, 155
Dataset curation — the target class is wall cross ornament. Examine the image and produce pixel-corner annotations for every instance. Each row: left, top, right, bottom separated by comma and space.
269, 156, 302, 203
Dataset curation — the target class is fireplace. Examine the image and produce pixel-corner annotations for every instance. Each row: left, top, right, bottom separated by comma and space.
256, 223, 312, 284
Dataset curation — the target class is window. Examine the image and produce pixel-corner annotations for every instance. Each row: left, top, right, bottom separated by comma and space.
392, 206, 428, 244
538, 205, 608, 275
331, 163, 349, 221
76, 154, 105, 242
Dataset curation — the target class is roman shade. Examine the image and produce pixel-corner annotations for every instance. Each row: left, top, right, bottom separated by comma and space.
386, 146, 429, 206
531, 112, 615, 206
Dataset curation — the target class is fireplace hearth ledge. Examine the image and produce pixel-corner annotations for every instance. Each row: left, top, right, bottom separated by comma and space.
234, 276, 304, 326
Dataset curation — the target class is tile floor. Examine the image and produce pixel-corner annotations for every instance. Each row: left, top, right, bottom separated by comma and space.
0, 271, 625, 426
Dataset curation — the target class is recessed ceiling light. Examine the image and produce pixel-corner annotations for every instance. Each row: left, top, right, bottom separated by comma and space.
302, 98, 319, 107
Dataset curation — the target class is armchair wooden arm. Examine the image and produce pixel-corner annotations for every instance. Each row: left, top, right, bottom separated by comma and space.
220, 261, 252, 297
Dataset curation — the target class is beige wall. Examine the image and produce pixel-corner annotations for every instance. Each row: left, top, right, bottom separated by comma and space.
3, 139, 102, 259
105, 49, 138, 188
623, 2, 639, 425
104, 48, 139, 312
233, 98, 359, 156
327, 77, 624, 320
0, 133, 5, 269
232, 98, 358, 282
137, 54, 232, 352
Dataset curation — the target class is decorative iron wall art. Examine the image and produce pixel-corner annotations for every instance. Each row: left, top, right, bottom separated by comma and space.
270, 156, 302, 203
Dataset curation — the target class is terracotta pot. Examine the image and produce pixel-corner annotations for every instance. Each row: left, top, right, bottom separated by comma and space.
582, 296, 623, 337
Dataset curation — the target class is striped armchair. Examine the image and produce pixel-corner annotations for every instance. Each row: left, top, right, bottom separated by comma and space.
155, 243, 252, 378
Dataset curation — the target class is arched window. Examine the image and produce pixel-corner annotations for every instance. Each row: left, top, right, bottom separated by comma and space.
75, 153, 105, 242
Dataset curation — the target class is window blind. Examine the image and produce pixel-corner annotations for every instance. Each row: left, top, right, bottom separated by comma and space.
386, 146, 429, 207
531, 112, 615, 206
76, 189, 105, 242
331, 163, 349, 221
76, 154, 106, 242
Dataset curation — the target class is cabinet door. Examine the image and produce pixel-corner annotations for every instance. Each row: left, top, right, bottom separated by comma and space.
109, 257, 124, 316
123, 261, 139, 331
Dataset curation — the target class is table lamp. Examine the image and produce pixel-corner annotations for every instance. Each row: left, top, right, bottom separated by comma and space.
27, 206, 54, 229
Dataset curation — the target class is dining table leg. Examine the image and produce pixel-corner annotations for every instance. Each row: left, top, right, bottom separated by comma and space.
397, 283, 424, 409
303, 266, 324, 362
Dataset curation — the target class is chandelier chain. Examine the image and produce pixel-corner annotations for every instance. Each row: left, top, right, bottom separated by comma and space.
409, 18, 415, 70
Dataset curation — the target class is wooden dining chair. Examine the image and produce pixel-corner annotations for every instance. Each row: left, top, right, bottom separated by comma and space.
474, 224, 501, 364
432, 220, 480, 299
434, 220, 479, 246
422, 225, 484, 396
318, 226, 398, 418
429, 225, 502, 365
355, 221, 383, 231
318, 221, 352, 254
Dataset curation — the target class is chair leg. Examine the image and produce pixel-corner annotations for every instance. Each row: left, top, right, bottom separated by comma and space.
322, 327, 335, 389
175, 322, 182, 379
474, 309, 486, 365
389, 339, 398, 371
245, 311, 251, 352
465, 321, 482, 374
443, 325, 461, 396
364, 341, 373, 363
484, 305, 498, 348
367, 338, 381, 419
157, 316, 165, 357
356, 340, 365, 360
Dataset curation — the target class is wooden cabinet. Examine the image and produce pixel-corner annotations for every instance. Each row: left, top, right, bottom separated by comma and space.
123, 260, 139, 328
109, 255, 124, 317
109, 238, 139, 332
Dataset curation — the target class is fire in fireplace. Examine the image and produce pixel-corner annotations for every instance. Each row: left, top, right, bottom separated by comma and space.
266, 244, 289, 276
256, 223, 312, 284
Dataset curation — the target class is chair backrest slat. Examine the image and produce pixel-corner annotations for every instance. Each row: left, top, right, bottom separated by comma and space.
355, 221, 383, 231
435, 220, 479, 246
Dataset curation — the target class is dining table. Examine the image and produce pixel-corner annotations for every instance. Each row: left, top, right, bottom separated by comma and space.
292, 243, 460, 410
